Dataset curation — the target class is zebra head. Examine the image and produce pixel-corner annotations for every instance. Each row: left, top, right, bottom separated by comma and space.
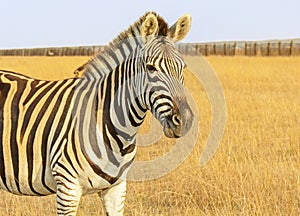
138, 13, 194, 138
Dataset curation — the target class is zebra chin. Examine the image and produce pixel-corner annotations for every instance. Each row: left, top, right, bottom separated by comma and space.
163, 126, 182, 138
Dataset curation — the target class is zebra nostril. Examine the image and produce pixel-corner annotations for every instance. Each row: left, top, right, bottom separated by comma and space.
172, 114, 181, 126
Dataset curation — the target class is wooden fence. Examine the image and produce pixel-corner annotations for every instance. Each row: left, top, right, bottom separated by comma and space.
0, 46, 104, 56
176, 39, 300, 56
1, 39, 300, 56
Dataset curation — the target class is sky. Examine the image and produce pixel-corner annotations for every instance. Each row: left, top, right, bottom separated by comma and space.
0, 0, 299, 49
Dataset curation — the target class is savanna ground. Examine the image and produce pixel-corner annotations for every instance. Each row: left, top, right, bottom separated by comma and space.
0, 56, 299, 215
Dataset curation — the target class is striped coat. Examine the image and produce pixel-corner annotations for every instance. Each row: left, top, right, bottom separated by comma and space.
0, 12, 193, 216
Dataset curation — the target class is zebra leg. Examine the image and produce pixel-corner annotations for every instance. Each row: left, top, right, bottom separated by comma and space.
99, 180, 127, 216
55, 178, 82, 216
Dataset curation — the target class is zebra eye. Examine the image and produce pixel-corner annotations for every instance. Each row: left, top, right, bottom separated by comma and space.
146, 64, 157, 73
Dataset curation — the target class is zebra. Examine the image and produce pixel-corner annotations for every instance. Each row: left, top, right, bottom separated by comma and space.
0, 12, 193, 215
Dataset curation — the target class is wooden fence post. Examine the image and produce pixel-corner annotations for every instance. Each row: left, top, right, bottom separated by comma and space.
291, 39, 300, 55
269, 41, 280, 56
279, 40, 291, 56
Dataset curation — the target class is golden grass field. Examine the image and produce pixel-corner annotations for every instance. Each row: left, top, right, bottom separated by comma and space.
0, 56, 299, 215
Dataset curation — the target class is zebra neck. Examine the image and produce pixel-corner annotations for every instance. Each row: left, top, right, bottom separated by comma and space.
72, 76, 139, 171
99, 57, 147, 157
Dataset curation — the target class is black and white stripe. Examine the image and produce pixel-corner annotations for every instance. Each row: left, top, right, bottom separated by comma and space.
0, 12, 193, 215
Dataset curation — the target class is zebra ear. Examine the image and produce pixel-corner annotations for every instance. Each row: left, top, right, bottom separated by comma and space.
141, 13, 159, 42
168, 14, 192, 42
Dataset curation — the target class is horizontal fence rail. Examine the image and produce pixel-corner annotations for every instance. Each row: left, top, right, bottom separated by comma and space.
0, 46, 104, 57
0, 39, 300, 56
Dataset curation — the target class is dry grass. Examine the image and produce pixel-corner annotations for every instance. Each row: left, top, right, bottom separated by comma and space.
0, 56, 89, 80
0, 56, 299, 215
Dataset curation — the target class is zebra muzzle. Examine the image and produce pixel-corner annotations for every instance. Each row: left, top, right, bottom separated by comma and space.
163, 98, 194, 138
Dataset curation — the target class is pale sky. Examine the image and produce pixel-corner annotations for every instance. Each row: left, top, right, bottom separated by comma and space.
0, 0, 299, 48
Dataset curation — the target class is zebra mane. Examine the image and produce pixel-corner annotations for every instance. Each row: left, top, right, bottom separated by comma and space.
111, 11, 169, 45
82, 12, 169, 79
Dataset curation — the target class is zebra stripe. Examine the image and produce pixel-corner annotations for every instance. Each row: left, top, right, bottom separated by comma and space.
0, 12, 193, 215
